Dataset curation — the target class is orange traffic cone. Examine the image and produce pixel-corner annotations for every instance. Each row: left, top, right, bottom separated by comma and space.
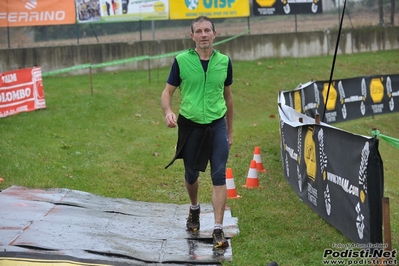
253, 146, 267, 173
243, 160, 262, 188
226, 168, 241, 199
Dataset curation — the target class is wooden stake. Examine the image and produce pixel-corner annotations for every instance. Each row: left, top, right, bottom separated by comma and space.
315, 114, 320, 125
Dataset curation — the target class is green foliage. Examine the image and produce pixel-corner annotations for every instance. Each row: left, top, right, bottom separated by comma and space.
0, 50, 398, 265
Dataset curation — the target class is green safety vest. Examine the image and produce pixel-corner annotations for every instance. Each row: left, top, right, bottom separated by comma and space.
176, 48, 229, 124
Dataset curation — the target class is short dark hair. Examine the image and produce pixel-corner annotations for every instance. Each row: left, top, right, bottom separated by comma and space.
191, 16, 215, 33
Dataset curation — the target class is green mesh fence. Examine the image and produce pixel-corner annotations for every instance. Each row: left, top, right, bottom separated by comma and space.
372, 129, 399, 149
42, 28, 249, 77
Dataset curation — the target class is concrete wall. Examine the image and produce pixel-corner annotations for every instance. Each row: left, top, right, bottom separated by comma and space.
1, 26, 398, 75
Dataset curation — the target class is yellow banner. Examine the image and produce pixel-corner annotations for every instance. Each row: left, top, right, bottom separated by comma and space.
170, 0, 249, 20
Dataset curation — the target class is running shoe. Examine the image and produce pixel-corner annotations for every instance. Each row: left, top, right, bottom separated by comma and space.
212, 228, 229, 248
186, 206, 200, 232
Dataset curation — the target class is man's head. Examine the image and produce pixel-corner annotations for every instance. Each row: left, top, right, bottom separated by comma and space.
190, 16, 217, 51
190, 16, 215, 33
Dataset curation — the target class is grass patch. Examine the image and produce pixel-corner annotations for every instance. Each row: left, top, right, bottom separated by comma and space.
1, 50, 398, 265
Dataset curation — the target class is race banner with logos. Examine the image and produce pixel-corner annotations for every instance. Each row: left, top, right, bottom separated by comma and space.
281, 74, 399, 124
0, 0, 76, 27
253, 0, 322, 16
77, 0, 169, 23
278, 102, 383, 244
0, 0, 249, 26
169, 0, 250, 20
0, 67, 46, 118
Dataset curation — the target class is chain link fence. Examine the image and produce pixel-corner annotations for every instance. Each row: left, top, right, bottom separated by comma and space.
0, 0, 397, 50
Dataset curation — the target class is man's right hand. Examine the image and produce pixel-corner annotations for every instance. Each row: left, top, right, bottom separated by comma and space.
164, 112, 177, 128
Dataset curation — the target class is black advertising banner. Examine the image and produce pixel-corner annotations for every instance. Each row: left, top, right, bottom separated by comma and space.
283, 74, 399, 124
278, 103, 383, 243
253, 0, 322, 16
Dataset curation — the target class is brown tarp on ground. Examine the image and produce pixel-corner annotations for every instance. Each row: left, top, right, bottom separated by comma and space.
0, 186, 239, 265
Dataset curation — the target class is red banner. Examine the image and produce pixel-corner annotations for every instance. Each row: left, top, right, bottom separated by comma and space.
0, 67, 46, 118
0, 0, 76, 27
